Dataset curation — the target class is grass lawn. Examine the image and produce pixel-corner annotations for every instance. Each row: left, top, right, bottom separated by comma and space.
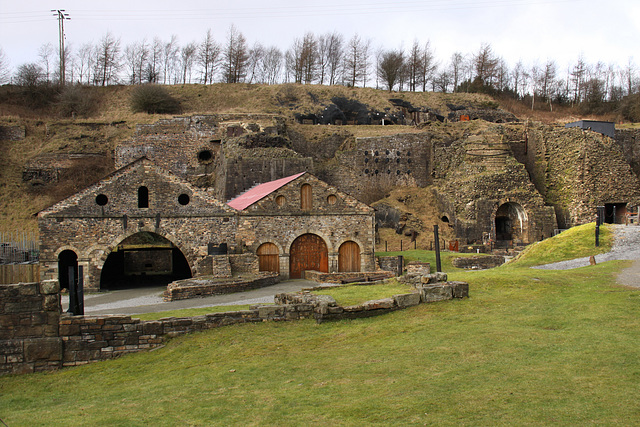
2, 224, 640, 425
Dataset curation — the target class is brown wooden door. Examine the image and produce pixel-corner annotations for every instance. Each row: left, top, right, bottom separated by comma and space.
257, 243, 279, 273
290, 234, 328, 279
338, 241, 361, 272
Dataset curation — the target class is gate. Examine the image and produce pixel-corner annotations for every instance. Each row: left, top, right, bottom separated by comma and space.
290, 234, 328, 279
257, 242, 279, 273
338, 241, 360, 272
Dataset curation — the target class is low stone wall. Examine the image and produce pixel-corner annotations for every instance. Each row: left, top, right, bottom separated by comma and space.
2, 278, 469, 375
0, 280, 62, 375
164, 272, 279, 301
303, 270, 394, 283
377, 256, 404, 276
452, 255, 505, 270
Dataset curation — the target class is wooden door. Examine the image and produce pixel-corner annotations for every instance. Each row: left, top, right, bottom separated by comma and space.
338, 241, 361, 272
257, 243, 279, 273
289, 234, 328, 279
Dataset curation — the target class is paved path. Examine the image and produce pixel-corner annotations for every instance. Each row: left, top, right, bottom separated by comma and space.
532, 224, 640, 288
62, 279, 318, 316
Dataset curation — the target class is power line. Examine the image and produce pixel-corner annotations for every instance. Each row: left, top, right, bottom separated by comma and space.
51, 9, 70, 85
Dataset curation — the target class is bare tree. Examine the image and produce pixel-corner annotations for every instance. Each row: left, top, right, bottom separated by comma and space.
197, 29, 220, 84
75, 43, 94, 84
344, 34, 370, 87
473, 43, 499, 87
419, 41, 437, 92
570, 55, 587, 104
621, 57, 638, 96
261, 46, 282, 84
434, 69, 452, 93
162, 35, 179, 84
407, 40, 422, 91
0, 46, 11, 84
246, 42, 265, 84
223, 25, 249, 83
38, 43, 55, 82
511, 60, 527, 98
124, 40, 148, 85
15, 63, 44, 87
95, 32, 121, 86
317, 32, 342, 85
180, 42, 197, 84
378, 49, 404, 91
449, 52, 465, 92
286, 34, 317, 84
145, 37, 163, 83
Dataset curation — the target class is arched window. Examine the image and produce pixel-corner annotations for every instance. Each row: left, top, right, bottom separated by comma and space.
300, 184, 312, 211
138, 186, 149, 208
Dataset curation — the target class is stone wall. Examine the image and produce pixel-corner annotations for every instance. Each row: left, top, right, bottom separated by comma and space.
332, 134, 432, 204
0, 125, 26, 141
524, 124, 640, 226
0, 280, 62, 375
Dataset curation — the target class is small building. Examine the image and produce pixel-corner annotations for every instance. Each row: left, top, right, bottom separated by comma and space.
565, 120, 615, 139
229, 172, 376, 278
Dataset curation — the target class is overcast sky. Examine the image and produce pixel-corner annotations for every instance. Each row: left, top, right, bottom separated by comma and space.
1, 0, 638, 76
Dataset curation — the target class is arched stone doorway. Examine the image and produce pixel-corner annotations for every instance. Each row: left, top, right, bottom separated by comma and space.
338, 241, 361, 272
58, 250, 83, 315
495, 202, 527, 243
100, 232, 191, 289
257, 242, 279, 274
289, 234, 328, 279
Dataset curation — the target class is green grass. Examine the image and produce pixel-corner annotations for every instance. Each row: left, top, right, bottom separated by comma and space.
2, 222, 639, 425
509, 222, 613, 267
313, 280, 414, 306
133, 304, 253, 321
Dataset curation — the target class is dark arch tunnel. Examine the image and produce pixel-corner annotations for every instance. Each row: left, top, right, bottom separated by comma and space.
100, 232, 192, 290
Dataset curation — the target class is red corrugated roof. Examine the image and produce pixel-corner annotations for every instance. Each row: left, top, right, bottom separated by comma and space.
227, 172, 306, 211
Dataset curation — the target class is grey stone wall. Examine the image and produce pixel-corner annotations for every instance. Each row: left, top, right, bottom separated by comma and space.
0, 280, 62, 375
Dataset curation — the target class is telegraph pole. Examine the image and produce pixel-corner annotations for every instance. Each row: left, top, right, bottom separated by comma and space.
51, 9, 70, 86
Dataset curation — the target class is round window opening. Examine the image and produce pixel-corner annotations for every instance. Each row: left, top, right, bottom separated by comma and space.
198, 150, 214, 163
327, 194, 337, 205
178, 194, 190, 205
276, 195, 286, 206
95, 194, 108, 206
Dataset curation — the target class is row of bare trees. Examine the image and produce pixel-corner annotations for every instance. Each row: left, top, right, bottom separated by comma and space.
2, 27, 639, 108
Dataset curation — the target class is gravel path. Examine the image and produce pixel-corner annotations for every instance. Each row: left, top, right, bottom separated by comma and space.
532, 225, 640, 287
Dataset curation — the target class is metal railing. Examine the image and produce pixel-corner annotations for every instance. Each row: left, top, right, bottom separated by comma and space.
0, 232, 39, 264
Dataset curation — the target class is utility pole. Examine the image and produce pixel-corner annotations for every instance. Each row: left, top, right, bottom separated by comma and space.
51, 9, 70, 86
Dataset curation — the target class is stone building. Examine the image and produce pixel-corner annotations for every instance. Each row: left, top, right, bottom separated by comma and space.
229, 172, 376, 278
38, 158, 238, 291
38, 158, 375, 290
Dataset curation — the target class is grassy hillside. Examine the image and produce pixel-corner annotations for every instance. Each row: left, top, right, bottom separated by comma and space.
4, 224, 640, 425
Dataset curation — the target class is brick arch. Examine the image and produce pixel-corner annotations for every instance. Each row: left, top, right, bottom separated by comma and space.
492, 201, 528, 242
97, 230, 194, 290
283, 230, 334, 254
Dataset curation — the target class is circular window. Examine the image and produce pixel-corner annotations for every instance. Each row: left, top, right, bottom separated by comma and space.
327, 194, 337, 205
198, 150, 214, 164
95, 194, 108, 206
178, 194, 190, 205
365, 169, 370, 174
364, 158, 369, 163
276, 195, 286, 206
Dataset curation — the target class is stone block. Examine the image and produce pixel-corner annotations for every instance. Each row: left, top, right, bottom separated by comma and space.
18, 284, 38, 296
43, 294, 60, 311
24, 337, 62, 362
142, 321, 164, 336
258, 305, 285, 319
450, 281, 470, 298
393, 293, 421, 308
40, 280, 60, 295
363, 298, 395, 310
420, 284, 453, 303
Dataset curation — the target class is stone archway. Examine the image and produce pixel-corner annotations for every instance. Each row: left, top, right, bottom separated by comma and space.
495, 202, 527, 242
100, 231, 192, 290
289, 234, 328, 279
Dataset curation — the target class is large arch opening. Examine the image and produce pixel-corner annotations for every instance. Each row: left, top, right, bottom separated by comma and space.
495, 202, 527, 243
289, 233, 328, 279
338, 241, 361, 272
100, 232, 191, 290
